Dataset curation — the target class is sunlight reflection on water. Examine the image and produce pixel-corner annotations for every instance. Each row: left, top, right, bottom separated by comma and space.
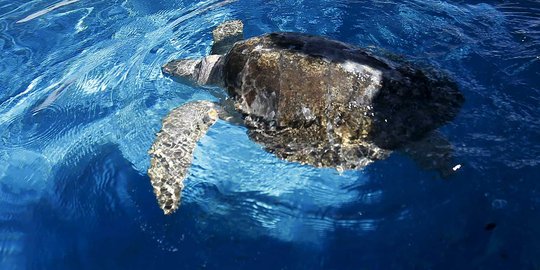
0, 0, 539, 269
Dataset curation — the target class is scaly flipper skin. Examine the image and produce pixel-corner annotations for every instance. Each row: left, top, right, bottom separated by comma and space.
211, 20, 244, 54
148, 101, 219, 214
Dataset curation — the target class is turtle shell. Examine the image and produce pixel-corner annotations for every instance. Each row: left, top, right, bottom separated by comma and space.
222, 32, 463, 168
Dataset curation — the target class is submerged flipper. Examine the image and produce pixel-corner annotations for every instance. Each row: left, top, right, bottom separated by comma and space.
148, 101, 219, 214
400, 131, 459, 177
210, 20, 244, 55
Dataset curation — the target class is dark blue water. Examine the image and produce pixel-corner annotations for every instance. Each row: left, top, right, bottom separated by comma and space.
1, 0, 539, 269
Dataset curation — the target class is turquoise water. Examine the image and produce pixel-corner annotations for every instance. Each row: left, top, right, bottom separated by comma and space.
0, 0, 539, 269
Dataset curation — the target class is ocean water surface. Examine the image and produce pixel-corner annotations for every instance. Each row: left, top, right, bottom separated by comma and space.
1, 0, 539, 269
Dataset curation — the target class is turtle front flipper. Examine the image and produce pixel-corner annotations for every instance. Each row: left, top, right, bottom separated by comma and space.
210, 20, 244, 55
148, 101, 219, 215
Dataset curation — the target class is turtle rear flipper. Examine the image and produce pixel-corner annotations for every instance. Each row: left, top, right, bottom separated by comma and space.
400, 131, 459, 177
148, 101, 219, 214
211, 20, 244, 55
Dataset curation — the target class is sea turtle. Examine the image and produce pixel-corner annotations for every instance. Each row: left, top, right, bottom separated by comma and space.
148, 20, 464, 214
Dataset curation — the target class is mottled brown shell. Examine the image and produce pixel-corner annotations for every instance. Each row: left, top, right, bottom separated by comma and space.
222, 32, 463, 168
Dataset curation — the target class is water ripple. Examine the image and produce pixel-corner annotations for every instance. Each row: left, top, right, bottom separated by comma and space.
0, 0, 539, 268
497, 1, 540, 45
16, 0, 80, 23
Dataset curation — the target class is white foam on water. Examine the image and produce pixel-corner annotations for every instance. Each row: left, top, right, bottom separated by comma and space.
16, 0, 80, 23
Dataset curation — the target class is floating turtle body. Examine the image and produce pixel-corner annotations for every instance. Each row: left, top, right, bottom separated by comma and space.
150, 20, 464, 214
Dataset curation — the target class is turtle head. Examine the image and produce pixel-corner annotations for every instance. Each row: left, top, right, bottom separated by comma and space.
162, 55, 224, 87
161, 20, 244, 87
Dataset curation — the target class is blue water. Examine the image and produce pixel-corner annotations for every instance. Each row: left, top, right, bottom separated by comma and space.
1, 0, 539, 269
